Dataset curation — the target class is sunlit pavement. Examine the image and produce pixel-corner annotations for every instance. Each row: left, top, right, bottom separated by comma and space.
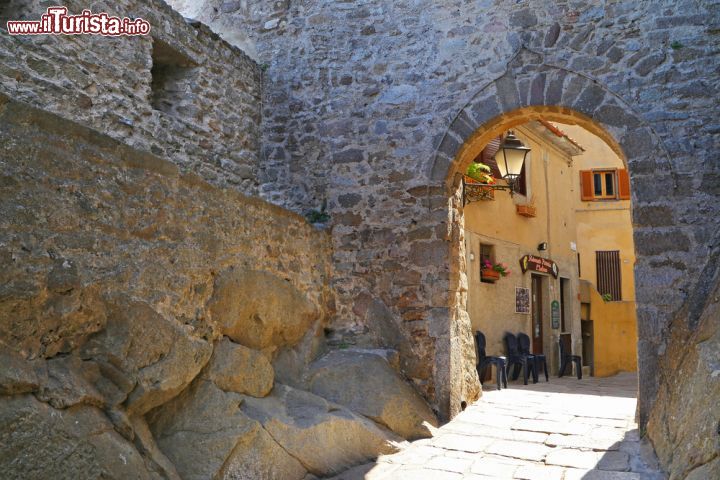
333, 373, 666, 479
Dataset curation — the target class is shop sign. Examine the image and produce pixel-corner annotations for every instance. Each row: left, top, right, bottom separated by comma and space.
519, 255, 559, 278
551, 300, 561, 329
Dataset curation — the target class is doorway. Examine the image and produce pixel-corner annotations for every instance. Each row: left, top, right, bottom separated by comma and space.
531, 274, 543, 354
560, 278, 569, 332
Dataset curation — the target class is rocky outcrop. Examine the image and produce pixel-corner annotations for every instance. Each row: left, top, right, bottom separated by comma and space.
201, 337, 274, 397
208, 268, 319, 353
0, 394, 155, 480
647, 279, 720, 480
241, 384, 405, 477
148, 379, 307, 480
308, 350, 439, 440
80, 296, 213, 416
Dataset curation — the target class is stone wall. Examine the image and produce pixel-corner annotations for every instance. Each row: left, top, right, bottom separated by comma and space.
0, 0, 262, 193
0, 98, 443, 479
172, 0, 720, 427
0, 94, 332, 361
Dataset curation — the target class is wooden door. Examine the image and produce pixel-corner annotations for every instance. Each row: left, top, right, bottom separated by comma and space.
531, 275, 543, 354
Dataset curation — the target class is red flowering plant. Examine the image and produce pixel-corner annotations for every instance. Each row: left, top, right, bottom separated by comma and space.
482, 259, 511, 277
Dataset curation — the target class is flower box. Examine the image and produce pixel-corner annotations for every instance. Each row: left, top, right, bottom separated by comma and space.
464, 175, 495, 201
481, 268, 500, 282
516, 204, 537, 217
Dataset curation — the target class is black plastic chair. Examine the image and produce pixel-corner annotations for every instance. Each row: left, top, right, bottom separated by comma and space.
503, 332, 536, 385
518, 332, 548, 382
559, 333, 582, 379
475, 331, 507, 389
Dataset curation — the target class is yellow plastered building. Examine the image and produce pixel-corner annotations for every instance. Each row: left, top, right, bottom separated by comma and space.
465, 120, 637, 383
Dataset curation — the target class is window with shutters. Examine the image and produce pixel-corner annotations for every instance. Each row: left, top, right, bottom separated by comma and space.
593, 170, 616, 198
580, 168, 630, 201
596, 250, 622, 301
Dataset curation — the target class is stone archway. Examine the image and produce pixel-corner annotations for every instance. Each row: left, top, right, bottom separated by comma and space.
429, 49, 681, 426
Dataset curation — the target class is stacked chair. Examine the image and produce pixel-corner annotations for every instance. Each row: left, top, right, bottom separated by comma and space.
518, 332, 549, 382
503, 332, 537, 385
475, 331, 507, 389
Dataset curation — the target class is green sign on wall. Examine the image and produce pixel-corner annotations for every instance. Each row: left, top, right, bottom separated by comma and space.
551, 300, 561, 329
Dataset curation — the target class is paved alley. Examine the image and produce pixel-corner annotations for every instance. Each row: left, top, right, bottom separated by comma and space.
333, 373, 666, 480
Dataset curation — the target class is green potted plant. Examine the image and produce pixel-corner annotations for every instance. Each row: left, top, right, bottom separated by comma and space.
465, 162, 496, 201
466, 162, 495, 183
481, 259, 511, 282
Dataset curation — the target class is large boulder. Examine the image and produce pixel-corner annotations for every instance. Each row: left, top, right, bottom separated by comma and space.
307, 350, 439, 440
80, 297, 212, 416
0, 394, 155, 480
148, 379, 307, 480
201, 337, 274, 397
241, 384, 405, 477
208, 268, 319, 352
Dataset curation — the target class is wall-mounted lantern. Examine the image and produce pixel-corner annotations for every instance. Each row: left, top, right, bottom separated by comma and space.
495, 131, 531, 194
463, 131, 531, 205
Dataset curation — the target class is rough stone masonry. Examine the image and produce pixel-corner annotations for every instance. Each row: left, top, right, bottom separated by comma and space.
169, 0, 720, 477
0, 1, 440, 478
1, 0, 719, 479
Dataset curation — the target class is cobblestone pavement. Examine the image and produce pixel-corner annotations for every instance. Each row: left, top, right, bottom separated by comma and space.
333, 373, 667, 479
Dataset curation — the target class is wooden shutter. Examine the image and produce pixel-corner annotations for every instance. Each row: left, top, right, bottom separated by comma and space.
617, 169, 631, 200
516, 162, 527, 196
596, 251, 622, 301
580, 170, 594, 201
480, 136, 503, 178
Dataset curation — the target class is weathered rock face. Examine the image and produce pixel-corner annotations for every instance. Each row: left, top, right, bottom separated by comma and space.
201, 337, 274, 397
0, 395, 155, 480
272, 324, 327, 389
0, 350, 40, 395
308, 350, 438, 440
148, 380, 307, 480
241, 384, 405, 476
0, 89, 332, 477
209, 268, 319, 352
81, 297, 213, 416
647, 278, 720, 480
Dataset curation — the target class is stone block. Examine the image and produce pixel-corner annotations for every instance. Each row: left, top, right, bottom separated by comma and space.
201, 337, 274, 397
469, 95, 501, 126
495, 75, 521, 111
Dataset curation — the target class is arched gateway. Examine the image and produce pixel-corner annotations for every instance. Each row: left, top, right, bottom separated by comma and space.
425, 49, 701, 429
